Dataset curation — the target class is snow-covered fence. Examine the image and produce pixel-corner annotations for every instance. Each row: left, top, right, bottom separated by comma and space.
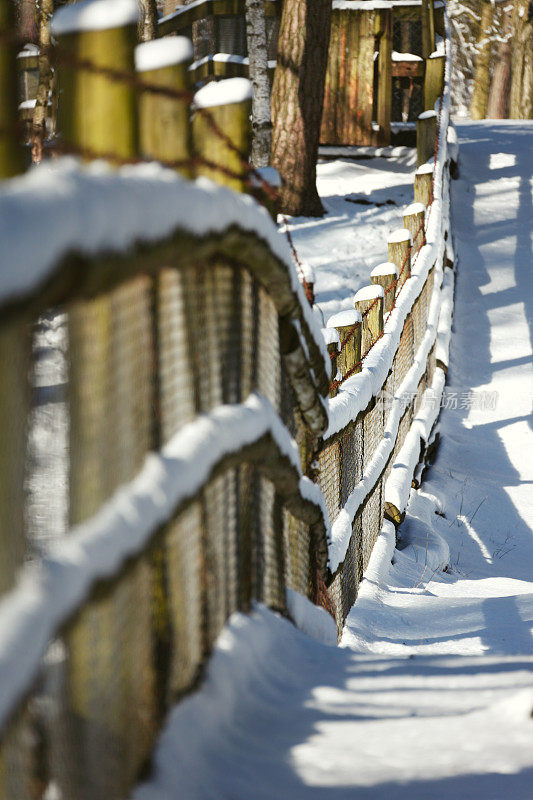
0, 2, 453, 797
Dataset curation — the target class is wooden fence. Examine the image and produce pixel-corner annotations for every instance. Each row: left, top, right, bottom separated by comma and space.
0, 1, 451, 798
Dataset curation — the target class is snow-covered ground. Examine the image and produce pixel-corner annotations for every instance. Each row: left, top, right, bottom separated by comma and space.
289, 147, 418, 323
135, 122, 533, 799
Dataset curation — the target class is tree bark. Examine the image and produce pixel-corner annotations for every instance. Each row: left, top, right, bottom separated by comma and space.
486, 1, 513, 118
509, 0, 533, 118
270, 0, 332, 216
139, 0, 159, 42
31, 0, 53, 164
245, 0, 272, 167
470, 0, 494, 120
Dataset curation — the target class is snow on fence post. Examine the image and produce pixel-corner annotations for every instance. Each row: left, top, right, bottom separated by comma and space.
0, 0, 25, 176
354, 285, 384, 355
387, 229, 411, 290
416, 109, 437, 167
403, 202, 425, 255
51, 0, 139, 161
414, 162, 434, 207
326, 310, 362, 380
135, 37, 194, 176
424, 54, 445, 112
193, 77, 253, 192
371, 262, 397, 314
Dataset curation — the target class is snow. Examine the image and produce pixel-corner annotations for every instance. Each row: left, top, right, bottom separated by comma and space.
51, 0, 139, 35
418, 110, 437, 120
190, 53, 277, 71
133, 120, 533, 800
193, 77, 252, 109
392, 51, 423, 62
0, 392, 328, 729
326, 309, 361, 328
370, 261, 398, 278
250, 166, 281, 188
286, 590, 338, 646
353, 283, 384, 302
387, 227, 411, 243
404, 201, 425, 216
321, 327, 341, 349
135, 37, 193, 72
416, 162, 434, 175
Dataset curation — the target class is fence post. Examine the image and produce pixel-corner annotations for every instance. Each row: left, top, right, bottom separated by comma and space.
0, 0, 25, 176
416, 109, 437, 167
414, 162, 434, 206
51, 0, 139, 161
193, 77, 252, 192
388, 229, 411, 290
403, 202, 426, 256
371, 262, 397, 314
424, 54, 445, 112
354, 285, 384, 355
135, 37, 194, 175
326, 309, 362, 380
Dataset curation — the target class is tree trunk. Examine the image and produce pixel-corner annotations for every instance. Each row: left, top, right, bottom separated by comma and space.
486, 1, 513, 118
509, 0, 533, 118
270, 0, 332, 217
31, 0, 53, 164
245, 0, 272, 167
139, 0, 159, 42
470, 0, 494, 120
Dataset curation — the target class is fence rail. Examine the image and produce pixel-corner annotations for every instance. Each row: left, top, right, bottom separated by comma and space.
0, 2, 452, 798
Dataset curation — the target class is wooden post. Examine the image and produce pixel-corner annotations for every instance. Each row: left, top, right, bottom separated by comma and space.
387, 228, 411, 289
403, 202, 426, 256
51, 0, 139, 161
323, 330, 340, 397
353, 285, 384, 355
375, 9, 392, 146
136, 36, 193, 176
326, 309, 362, 380
417, 109, 437, 167
371, 262, 397, 314
0, 0, 25, 176
0, 320, 29, 595
193, 77, 252, 193
414, 162, 434, 206
420, 0, 435, 58
424, 54, 445, 111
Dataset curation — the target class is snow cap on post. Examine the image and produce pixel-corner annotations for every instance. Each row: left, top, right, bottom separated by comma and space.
193, 78, 253, 193
51, 0, 140, 35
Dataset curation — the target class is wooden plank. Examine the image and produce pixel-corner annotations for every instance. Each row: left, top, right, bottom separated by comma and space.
375, 9, 392, 145
392, 60, 425, 78
159, 0, 281, 37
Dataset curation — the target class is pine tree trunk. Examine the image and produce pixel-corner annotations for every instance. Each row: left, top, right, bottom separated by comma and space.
470, 0, 494, 120
486, 2, 513, 118
31, 0, 53, 164
270, 0, 332, 217
509, 0, 533, 118
245, 0, 272, 167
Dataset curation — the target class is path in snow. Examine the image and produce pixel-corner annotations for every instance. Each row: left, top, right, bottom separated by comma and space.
136, 123, 533, 800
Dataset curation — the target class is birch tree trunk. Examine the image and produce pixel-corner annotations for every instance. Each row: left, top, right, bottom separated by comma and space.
270, 0, 332, 216
245, 0, 272, 167
509, 0, 533, 118
470, 0, 494, 120
486, 1, 513, 118
31, 0, 53, 164
139, 0, 159, 42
